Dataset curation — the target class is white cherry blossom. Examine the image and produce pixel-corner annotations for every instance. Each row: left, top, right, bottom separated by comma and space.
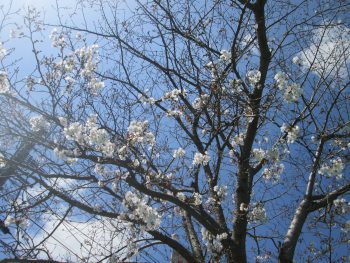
193, 152, 210, 166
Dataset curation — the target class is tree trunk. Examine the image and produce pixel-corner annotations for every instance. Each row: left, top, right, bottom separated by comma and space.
278, 200, 309, 262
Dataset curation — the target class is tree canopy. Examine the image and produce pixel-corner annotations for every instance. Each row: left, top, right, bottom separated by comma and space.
0, 0, 349, 262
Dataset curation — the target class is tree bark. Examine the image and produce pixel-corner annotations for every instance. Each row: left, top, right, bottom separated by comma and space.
183, 212, 205, 262
278, 200, 309, 263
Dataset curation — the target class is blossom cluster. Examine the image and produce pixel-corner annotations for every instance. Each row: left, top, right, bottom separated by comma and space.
281, 124, 300, 144
0, 153, 6, 168
193, 152, 210, 166
240, 203, 248, 212
127, 120, 155, 146
213, 185, 227, 202
192, 192, 202, 206
250, 203, 267, 223
61, 57, 75, 73
219, 50, 231, 61
173, 147, 186, 158
75, 44, 99, 77
26, 76, 35, 91
201, 227, 228, 254
263, 144, 289, 182
232, 133, 244, 148
333, 198, 350, 214
176, 192, 186, 202
49, 32, 105, 96
205, 49, 231, 80
63, 121, 84, 143
274, 71, 303, 103
144, 170, 170, 184
29, 115, 50, 132
274, 72, 288, 88
229, 79, 243, 93
87, 77, 105, 95
53, 147, 77, 163
123, 191, 161, 231
75, 44, 105, 95
163, 88, 185, 101
256, 254, 271, 262
94, 163, 120, 180
166, 109, 182, 118
319, 158, 344, 180
0, 42, 6, 58
50, 28, 66, 48
192, 94, 209, 110
252, 148, 266, 163
292, 56, 302, 66
284, 83, 303, 103
342, 220, 350, 233
229, 133, 245, 159
87, 117, 115, 157
0, 71, 10, 94
206, 61, 217, 78
63, 115, 115, 157
262, 163, 284, 182
139, 95, 156, 105
246, 70, 261, 85
4, 216, 28, 228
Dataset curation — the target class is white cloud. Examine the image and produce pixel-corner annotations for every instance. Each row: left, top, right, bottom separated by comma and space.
33, 215, 130, 262
298, 24, 350, 78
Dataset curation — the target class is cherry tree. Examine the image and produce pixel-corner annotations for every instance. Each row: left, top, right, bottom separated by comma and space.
0, 0, 349, 262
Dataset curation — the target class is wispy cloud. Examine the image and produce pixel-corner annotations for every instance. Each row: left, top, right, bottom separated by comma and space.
33, 215, 129, 262
299, 24, 350, 79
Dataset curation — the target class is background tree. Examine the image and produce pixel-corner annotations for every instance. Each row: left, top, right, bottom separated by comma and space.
0, 0, 349, 262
